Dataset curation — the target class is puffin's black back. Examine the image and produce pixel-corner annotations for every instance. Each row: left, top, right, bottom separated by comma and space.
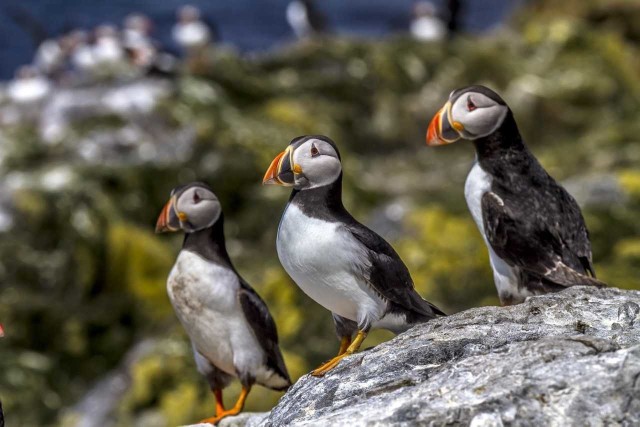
472, 106, 599, 287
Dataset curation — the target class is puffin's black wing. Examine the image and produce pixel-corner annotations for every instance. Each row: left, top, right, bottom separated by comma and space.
238, 281, 291, 389
343, 223, 445, 318
554, 186, 597, 277
481, 191, 604, 288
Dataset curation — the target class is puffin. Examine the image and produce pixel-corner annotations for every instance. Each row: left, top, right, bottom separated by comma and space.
172, 5, 212, 53
6, 66, 51, 104
286, 0, 327, 39
410, 1, 446, 42
92, 25, 125, 71
156, 182, 291, 425
426, 85, 605, 305
263, 135, 445, 376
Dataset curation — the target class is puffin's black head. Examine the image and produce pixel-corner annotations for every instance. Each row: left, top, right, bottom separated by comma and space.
426, 85, 510, 146
155, 182, 222, 233
262, 135, 342, 190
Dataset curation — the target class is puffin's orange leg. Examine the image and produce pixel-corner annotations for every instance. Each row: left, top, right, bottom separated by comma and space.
201, 385, 251, 425
311, 330, 367, 377
214, 389, 225, 416
308, 335, 350, 378
337, 335, 352, 356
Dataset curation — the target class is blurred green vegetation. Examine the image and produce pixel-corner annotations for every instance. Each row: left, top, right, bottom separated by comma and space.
1, 1, 640, 425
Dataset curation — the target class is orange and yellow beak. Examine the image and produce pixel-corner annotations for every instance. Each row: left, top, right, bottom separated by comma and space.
263, 146, 297, 186
155, 196, 183, 233
426, 101, 464, 146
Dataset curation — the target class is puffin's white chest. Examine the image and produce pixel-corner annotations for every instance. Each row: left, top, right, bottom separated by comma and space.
464, 162, 493, 236
464, 162, 522, 301
276, 204, 386, 325
167, 251, 262, 377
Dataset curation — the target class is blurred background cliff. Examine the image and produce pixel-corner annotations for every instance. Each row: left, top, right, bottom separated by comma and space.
0, 0, 639, 425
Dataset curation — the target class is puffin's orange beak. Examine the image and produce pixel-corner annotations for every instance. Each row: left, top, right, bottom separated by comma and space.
263, 147, 295, 186
426, 102, 463, 146
0, 324, 4, 338
155, 196, 181, 233
426, 106, 445, 146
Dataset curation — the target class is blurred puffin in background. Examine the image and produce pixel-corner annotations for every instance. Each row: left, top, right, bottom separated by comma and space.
410, 1, 446, 42
264, 135, 444, 376
6, 65, 51, 104
286, 0, 327, 39
92, 25, 125, 68
156, 182, 290, 425
172, 5, 214, 54
426, 85, 605, 305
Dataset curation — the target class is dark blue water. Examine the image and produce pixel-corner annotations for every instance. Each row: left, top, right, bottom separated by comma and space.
0, 0, 523, 80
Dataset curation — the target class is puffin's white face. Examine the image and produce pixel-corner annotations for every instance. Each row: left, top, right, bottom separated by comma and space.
449, 92, 508, 140
427, 86, 509, 145
263, 136, 343, 190
156, 184, 221, 233
290, 139, 342, 189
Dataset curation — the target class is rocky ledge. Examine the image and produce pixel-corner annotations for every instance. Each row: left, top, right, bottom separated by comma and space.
192, 287, 640, 426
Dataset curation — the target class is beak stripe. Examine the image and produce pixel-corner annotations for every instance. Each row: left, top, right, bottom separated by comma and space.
263, 146, 296, 186
155, 195, 181, 233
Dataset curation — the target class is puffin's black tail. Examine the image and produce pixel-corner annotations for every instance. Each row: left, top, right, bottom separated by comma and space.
393, 293, 446, 328
540, 262, 607, 290
412, 291, 446, 317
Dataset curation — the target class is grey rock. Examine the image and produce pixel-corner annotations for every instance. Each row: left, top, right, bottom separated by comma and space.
64, 339, 158, 427
188, 413, 269, 427
183, 287, 637, 427
185, 288, 640, 426
265, 286, 640, 426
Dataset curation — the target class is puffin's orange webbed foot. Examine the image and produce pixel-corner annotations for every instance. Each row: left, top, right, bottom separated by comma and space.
200, 385, 251, 425
311, 330, 367, 377
311, 353, 348, 377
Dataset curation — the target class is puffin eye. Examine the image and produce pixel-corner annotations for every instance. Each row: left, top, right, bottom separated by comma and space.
193, 191, 201, 203
467, 96, 477, 112
310, 143, 319, 157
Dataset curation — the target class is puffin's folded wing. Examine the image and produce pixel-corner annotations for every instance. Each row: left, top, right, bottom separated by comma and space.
238, 282, 291, 386
343, 223, 445, 317
554, 185, 597, 277
481, 192, 604, 288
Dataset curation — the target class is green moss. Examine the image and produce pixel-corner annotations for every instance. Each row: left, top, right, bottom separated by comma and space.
106, 222, 174, 319
397, 206, 496, 311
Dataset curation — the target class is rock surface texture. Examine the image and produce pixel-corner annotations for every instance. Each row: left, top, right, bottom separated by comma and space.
191, 287, 640, 426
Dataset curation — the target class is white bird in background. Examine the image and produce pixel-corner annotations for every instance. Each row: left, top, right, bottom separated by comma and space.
69, 30, 98, 76
34, 37, 66, 77
122, 13, 157, 69
172, 5, 212, 53
410, 1, 446, 42
6, 65, 52, 104
286, 0, 327, 39
92, 25, 125, 69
